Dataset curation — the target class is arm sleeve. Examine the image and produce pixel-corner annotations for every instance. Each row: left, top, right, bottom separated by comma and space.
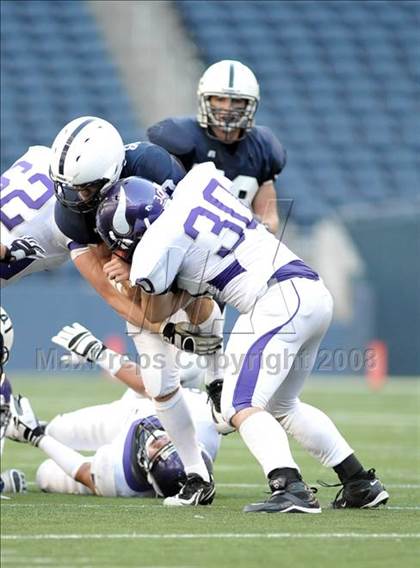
129, 217, 188, 295
54, 202, 101, 245
259, 127, 287, 182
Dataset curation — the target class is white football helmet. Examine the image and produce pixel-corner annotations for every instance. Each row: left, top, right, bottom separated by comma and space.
0, 307, 13, 367
49, 116, 126, 213
197, 60, 260, 141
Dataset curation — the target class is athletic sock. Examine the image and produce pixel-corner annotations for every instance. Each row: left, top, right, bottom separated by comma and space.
154, 389, 210, 482
333, 453, 364, 484
238, 411, 299, 477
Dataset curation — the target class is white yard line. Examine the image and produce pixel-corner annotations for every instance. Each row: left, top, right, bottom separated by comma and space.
217, 482, 420, 489
2, 533, 420, 541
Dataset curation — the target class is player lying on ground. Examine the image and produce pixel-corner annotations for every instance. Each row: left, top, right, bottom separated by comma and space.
94, 164, 389, 512
0, 307, 26, 496
7, 388, 219, 498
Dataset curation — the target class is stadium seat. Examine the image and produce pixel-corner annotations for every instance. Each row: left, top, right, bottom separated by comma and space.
176, 0, 419, 225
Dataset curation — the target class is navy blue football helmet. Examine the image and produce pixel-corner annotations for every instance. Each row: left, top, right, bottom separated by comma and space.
96, 176, 167, 258
136, 416, 213, 497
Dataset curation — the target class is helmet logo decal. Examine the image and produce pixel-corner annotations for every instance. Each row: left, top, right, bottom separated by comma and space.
58, 118, 94, 175
112, 187, 131, 236
228, 63, 234, 88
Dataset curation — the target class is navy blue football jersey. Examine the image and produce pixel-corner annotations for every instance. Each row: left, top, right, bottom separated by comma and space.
147, 116, 286, 206
54, 141, 186, 245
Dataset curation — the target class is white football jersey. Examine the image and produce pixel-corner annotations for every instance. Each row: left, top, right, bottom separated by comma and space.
130, 162, 299, 313
1, 146, 73, 286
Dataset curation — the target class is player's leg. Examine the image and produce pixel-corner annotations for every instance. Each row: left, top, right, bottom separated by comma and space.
129, 325, 215, 506
36, 459, 93, 495
269, 279, 389, 509
221, 280, 320, 513
45, 399, 132, 450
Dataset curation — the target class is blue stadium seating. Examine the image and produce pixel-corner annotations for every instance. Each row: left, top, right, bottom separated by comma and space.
176, 0, 420, 225
0, 0, 143, 172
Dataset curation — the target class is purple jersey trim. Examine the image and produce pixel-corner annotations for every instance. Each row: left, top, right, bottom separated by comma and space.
122, 419, 151, 493
67, 241, 86, 251
208, 260, 246, 291
269, 260, 319, 284
0, 258, 35, 280
232, 282, 301, 412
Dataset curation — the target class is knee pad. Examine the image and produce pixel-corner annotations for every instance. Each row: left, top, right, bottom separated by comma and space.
36, 459, 92, 495
142, 367, 180, 399
178, 353, 206, 389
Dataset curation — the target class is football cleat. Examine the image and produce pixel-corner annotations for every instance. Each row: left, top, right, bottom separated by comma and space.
206, 379, 223, 413
163, 473, 215, 507
244, 474, 321, 513
323, 468, 389, 509
0, 469, 27, 494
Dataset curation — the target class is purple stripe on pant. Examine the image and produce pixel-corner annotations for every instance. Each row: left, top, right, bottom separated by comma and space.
232, 283, 301, 413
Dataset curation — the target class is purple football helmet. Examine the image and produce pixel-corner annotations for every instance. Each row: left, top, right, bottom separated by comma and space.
136, 416, 186, 497
0, 375, 12, 445
96, 176, 168, 258
136, 416, 213, 497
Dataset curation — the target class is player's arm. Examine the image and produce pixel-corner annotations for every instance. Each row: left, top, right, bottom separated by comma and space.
72, 246, 154, 331
252, 180, 279, 234
253, 126, 287, 234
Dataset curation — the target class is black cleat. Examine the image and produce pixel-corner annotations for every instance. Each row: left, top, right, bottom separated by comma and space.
164, 473, 215, 507
321, 468, 389, 509
244, 474, 321, 513
205, 379, 223, 413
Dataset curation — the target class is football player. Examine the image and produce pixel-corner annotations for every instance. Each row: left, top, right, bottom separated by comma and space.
49, 117, 227, 505
7, 388, 219, 499
0, 140, 221, 364
147, 60, 285, 234
0, 307, 26, 496
94, 166, 389, 512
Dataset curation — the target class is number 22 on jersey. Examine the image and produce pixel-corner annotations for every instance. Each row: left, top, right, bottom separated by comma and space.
1, 158, 54, 231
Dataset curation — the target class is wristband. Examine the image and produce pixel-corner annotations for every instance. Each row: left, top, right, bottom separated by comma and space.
95, 348, 128, 377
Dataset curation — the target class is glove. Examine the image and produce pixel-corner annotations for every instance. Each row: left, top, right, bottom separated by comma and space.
160, 321, 222, 355
51, 323, 106, 363
3, 236, 46, 263
8, 396, 44, 447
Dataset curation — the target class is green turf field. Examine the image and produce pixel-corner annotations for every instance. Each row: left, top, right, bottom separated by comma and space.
1, 375, 419, 568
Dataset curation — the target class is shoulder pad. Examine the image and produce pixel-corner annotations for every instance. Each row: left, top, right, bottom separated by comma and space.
255, 126, 287, 174
147, 117, 196, 156
124, 142, 185, 185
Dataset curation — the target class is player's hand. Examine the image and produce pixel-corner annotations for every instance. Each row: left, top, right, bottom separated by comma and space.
7, 395, 44, 447
3, 236, 46, 263
103, 255, 131, 283
160, 321, 222, 355
52, 322, 106, 363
